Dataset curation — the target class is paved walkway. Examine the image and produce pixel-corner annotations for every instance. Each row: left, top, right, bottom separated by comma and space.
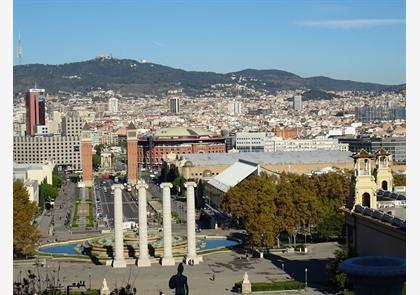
13, 252, 330, 295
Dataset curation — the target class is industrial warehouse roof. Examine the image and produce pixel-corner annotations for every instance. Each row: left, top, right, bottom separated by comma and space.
154, 127, 215, 138
182, 150, 353, 166
207, 160, 259, 193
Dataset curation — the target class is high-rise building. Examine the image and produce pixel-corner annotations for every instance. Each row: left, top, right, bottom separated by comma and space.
228, 101, 242, 115
108, 97, 119, 113
170, 97, 180, 114
293, 95, 302, 111
25, 88, 46, 136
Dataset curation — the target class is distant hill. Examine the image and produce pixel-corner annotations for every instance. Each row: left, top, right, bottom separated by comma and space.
13, 58, 397, 96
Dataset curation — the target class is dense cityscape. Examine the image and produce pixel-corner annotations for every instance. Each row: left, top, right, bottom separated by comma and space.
11, 1, 407, 295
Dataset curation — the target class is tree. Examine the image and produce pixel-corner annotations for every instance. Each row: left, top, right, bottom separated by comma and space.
316, 212, 345, 241
160, 161, 170, 182
172, 176, 187, 196
13, 180, 40, 255
95, 143, 105, 156
326, 246, 351, 291
52, 174, 62, 188
167, 164, 179, 183
39, 179, 58, 206
52, 166, 63, 188
222, 173, 279, 248
92, 154, 101, 170
222, 171, 352, 248
393, 172, 406, 186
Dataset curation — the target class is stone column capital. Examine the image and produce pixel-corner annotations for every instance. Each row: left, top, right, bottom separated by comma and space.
160, 182, 173, 189
184, 181, 197, 188
136, 179, 149, 190
111, 184, 124, 191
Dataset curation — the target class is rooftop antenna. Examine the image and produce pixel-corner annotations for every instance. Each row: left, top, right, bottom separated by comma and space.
17, 31, 23, 65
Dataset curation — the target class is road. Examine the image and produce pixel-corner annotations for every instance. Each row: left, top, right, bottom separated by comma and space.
94, 178, 189, 233
96, 179, 141, 228
36, 180, 77, 242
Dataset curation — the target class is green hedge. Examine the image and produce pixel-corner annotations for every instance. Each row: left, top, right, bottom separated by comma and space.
251, 280, 305, 292
72, 201, 80, 227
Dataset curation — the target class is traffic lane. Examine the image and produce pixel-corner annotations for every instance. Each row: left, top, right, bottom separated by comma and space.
121, 189, 139, 223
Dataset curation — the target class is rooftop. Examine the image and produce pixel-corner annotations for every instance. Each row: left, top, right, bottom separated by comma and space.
154, 127, 215, 138
207, 160, 259, 193
182, 150, 353, 166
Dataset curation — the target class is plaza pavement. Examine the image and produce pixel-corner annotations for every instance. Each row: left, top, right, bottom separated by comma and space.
14, 250, 332, 295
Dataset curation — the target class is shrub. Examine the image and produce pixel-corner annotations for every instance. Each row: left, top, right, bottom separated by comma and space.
251, 280, 305, 291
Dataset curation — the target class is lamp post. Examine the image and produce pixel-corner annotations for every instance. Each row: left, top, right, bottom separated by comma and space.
89, 272, 91, 290
305, 268, 308, 288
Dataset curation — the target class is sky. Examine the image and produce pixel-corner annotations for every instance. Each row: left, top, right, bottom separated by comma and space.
13, 0, 406, 85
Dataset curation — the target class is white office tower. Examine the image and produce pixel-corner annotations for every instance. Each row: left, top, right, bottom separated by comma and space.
108, 97, 119, 113
228, 100, 242, 115
170, 97, 180, 114
293, 95, 302, 111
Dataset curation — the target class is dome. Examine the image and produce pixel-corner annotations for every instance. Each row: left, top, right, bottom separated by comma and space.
184, 161, 193, 167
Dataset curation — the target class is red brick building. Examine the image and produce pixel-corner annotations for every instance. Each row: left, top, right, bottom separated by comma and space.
137, 127, 226, 168
274, 126, 300, 139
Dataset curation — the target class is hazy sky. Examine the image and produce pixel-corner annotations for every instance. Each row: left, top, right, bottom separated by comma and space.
13, 0, 405, 85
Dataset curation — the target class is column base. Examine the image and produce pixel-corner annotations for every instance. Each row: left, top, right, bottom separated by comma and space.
83, 180, 94, 188
112, 259, 127, 268
128, 178, 137, 186
137, 257, 151, 267
186, 255, 202, 265
160, 257, 175, 266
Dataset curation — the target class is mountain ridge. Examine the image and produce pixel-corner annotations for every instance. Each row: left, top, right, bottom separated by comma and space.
13, 58, 404, 96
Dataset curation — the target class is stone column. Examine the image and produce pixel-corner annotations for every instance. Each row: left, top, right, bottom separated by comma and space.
185, 181, 198, 264
136, 180, 151, 267
111, 184, 126, 268
160, 182, 175, 266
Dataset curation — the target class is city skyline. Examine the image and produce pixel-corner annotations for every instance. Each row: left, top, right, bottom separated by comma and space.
14, 0, 405, 84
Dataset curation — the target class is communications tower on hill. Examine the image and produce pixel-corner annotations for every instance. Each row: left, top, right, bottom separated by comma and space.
17, 31, 23, 65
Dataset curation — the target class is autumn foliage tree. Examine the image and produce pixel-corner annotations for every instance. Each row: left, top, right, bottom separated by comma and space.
221, 171, 350, 247
13, 180, 40, 255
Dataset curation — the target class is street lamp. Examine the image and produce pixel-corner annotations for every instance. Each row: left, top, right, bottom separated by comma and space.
305, 268, 308, 288
89, 272, 92, 290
